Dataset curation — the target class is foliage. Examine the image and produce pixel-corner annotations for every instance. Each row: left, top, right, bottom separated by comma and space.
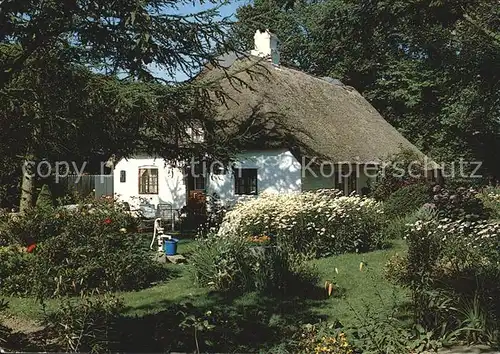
371, 150, 430, 201
196, 192, 228, 236
0, 200, 165, 298
349, 308, 445, 354
477, 186, 500, 220
383, 214, 416, 240
294, 323, 354, 354
0, 246, 32, 295
234, 0, 500, 179
35, 184, 54, 210
432, 185, 490, 220
0, 199, 137, 246
0, 0, 253, 211
191, 233, 318, 293
218, 190, 385, 257
383, 183, 433, 219
191, 234, 251, 292
386, 217, 500, 343
1, 0, 236, 83
43, 293, 124, 353
381, 202, 438, 239
0, 298, 9, 349
177, 304, 216, 354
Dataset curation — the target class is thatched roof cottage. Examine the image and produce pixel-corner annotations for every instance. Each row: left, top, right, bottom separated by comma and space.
114, 29, 430, 212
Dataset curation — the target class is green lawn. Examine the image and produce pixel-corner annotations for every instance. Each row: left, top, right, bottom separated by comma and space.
5, 238, 409, 329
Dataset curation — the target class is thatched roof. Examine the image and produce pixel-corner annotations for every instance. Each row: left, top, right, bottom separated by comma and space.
200, 55, 425, 164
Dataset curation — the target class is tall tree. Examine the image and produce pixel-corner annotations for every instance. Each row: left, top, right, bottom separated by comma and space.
0, 0, 244, 211
234, 0, 500, 180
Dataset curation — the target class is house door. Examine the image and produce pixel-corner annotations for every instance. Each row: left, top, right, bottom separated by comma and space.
186, 171, 206, 213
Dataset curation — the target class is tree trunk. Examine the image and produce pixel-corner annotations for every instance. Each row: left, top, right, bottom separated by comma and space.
19, 156, 36, 213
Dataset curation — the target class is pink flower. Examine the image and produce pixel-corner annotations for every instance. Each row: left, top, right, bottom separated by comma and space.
103, 218, 112, 225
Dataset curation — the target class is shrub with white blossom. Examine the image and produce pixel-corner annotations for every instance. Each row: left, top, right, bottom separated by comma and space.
218, 190, 385, 257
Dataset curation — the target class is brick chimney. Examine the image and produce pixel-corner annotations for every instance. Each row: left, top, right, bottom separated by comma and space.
250, 29, 280, 65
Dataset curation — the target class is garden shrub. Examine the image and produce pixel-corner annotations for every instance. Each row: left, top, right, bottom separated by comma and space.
26, 230, 165, 298
383, 183, 433, 218
191, 233, 318, 293
477, 186, 500, 220
349, 307, 445, 353
36, 184, 54, 210
0, 200, 165, 297
386, 217, 500, 343
371, 150, 429, 201
293, 323, 355, 354
382, 214, 415, 240
432, 185, 490, 221
0, 298, 9, 349
218, 190, 384, 257
0, 199, 138, 246
44, 293, 124, 353
381, 202, 438, 239
0, 246, 32, 295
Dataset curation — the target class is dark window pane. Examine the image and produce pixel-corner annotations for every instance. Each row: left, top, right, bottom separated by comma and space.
120, 170, 126, 183
234, 168, 258, 195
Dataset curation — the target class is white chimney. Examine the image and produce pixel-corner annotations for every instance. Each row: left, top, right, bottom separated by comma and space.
250, 29, 280, 66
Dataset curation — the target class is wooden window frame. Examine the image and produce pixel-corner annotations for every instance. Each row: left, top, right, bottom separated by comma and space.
138, 168, 159, 195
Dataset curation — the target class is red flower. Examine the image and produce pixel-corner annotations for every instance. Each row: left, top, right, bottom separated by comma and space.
26, 244, 36, 253
103, 218, 112, 225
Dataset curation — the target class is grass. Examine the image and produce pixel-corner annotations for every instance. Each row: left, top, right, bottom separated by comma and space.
4, 238, 409, 329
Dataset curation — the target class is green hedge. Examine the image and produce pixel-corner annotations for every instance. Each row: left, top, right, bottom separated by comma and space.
383, 183, 433, 219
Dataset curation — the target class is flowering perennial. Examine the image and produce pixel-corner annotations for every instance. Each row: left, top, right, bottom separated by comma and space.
218, 190, 384, 256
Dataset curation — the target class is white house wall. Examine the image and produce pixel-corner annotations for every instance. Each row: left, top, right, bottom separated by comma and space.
113, 157, 186, 210
301, 164, 376, 195
207, 149, 302, 204
113, 149, 302, 209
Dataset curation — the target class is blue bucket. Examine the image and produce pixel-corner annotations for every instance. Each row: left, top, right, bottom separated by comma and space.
164, 238, 179, 256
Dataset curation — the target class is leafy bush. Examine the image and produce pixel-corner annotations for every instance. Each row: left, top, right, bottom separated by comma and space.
191, 234, 250, 292
293, 323, 355, 354
432, 185, 489, 221
386, 217, 500, 343
0, 201, 165, 298
36, 184, 54, 210
44, 293, 123, 353
477, 186, 500, 220
0, 199, 138, 246
0, 298, 9, 350
0, 246, 32, 295
371, 150, 429, 201
350, 308, 445, 354
191, 233, 318, 293
27, 231, 165, 298
218, 190, 384, 257
383, 183, 433, 218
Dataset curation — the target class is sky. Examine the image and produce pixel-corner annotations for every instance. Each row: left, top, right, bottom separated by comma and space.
178, 0, 247, 18
150, 0, 249, 82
